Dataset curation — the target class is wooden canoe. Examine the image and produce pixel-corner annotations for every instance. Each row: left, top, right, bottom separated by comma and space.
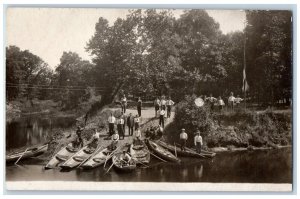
156, 140, 214, 158
174, 142, 216, 158
45, 144, 79, 169
80, 146, 112, 169
129, 141, 150, 164
112, 153, 136, 173
60, 145, 96, 170
145, 139, 181, 163
6, 144, 48, 163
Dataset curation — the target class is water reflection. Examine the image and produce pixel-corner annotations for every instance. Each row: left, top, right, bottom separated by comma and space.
6, 116, 75, 151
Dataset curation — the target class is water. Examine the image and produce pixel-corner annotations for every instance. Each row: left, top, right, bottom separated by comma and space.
6, 116, 292, 183
6, 115, 76, 151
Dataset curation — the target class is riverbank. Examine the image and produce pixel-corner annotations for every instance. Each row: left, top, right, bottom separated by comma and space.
164, 108, 292, 151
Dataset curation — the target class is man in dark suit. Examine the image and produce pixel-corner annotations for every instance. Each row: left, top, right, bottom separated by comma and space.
127, 113, 134, 136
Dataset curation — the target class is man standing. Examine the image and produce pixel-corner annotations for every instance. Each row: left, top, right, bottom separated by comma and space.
159, 109, 165, 128
154, 97, 161, 117
207, 93, 217, 111
111, 131, 119, 150
108, 113, 116, 136
180, 129, 188, 151
121, 94, 127, 114
228, 92, 236, 111
117, 116, 125, 140
194, 129, 203, 154
137, 97, 142, 117
160, 95, 167, 111
235, 95, 243, 108
134, 115, 140, 131
127, 113, 134, 136
166, 96, 175, 118
217, 96, 225, 111
75, 126, 84, 148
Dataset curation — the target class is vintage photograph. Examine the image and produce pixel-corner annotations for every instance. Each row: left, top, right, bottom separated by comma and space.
5, 7, 293, 191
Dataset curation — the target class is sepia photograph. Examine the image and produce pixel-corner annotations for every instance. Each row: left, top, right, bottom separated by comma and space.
4, 6, 293, 192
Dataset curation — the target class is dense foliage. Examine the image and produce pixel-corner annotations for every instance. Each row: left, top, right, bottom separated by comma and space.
6, 9, 292, 111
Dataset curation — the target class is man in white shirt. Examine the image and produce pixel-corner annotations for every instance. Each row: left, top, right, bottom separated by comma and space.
88, 129, 100, 149
166, 96, 175, 118
217, 96, 225, 111
120, 150, 131, 165
154, 97, 161, 117
121, 94, 127, 114
108, 113, 116, 136
235, 95, 243, 107
111, 131, 119, 150
117, 116, 125, 140
180, 128, 188, 151
134, 115, 140, 130
160, 95, 167, 111
228, 92, 236, 111
159, 109, 166, 128
194, 129, 203, 154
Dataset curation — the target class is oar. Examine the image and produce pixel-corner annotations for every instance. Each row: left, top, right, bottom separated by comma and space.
14, 147, 29, 165
104, 146, 121, 168
174, 142, 177, 157
106, 162, 114, 173
77, 146, 103, 168
134, 159, 149, 168
147, 150, 167, 162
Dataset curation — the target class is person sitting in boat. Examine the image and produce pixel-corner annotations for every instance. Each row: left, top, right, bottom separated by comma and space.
120, 150, 131, 165
111, 131, 119, 150
156, 125, 163, 139
87, 129, 100, 149
133, 128, 142, 145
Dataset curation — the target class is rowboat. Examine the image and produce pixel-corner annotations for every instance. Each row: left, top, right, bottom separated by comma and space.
129, 140, 150, 164
157, 140, 215, 158
80, 146, 113, 169
60, 145, 96, 170
145, 139, 181, 163
112, 153, 136, 172
45, 144, 79, 169
174, 142, 216, 158
6, 144, 48, 163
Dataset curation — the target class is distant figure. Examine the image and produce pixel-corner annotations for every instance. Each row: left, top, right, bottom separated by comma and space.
228, 92, 236, 111
137, 97, 142, 117
160, 95, 167, 111
108, 113, 116, 136
159, 109, 166, 128
207, 93, 217, 111
134, 128, 142, 139
111, 131, 119, 150
166, 96, 175, 118
217, 96, 225, 111
75, 126, 84, 148
117, 116, 125, 140
121, 94, 127, 114
127, 113, 134, 136
194, 129, 203, 154
134, 115, 140, 130
154, 97, 161, 117
121, 113, 127, 132
180, 128, 188, 151
203, 95, 207, 103
235, 95, 244, 107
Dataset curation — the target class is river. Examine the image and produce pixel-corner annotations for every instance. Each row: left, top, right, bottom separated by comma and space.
6, 116, 292, 183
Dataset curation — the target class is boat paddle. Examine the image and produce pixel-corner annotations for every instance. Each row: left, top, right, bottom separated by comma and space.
104, 145, 121, 168
77, 145, 103, 168
134, 159, 149, 168
14, 147, 29, 165
106, 162, 114, 173
146, 149, 167, 162
174, 142, 177, 157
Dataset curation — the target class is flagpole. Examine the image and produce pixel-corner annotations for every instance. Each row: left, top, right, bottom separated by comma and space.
243, 20, 247, 110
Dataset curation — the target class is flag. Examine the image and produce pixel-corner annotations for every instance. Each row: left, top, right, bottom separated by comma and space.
242, 67, 249, 92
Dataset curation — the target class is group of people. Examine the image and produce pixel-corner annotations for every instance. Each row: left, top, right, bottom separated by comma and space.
200, 92, 244, 111
179, 128, 203, 154
120, 94, 143, 117
154, 95, 175, 128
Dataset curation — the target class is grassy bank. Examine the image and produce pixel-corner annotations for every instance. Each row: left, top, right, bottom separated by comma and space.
164, 109, 292, 151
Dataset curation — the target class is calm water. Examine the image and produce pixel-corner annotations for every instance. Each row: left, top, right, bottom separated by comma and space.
6, 116, 292, 183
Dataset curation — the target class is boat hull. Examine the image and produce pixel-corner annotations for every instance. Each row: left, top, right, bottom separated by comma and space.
6, 144, 48, 163
80, 147, 112, 169
45, 145, 78, 169
129, 142, 150, 165
112, 153, 136, 173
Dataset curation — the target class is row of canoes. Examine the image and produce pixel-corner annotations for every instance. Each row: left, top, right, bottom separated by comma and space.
6, 139, 216, 173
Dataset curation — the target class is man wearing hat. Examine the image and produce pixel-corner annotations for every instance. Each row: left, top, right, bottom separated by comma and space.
194, 129, 203, 154
179, 128, 188, 151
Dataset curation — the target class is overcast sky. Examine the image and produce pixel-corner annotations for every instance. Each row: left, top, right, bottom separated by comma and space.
6, 8, 246, 69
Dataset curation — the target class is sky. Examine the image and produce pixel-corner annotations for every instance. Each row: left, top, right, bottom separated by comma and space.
6, 8, 246, 69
